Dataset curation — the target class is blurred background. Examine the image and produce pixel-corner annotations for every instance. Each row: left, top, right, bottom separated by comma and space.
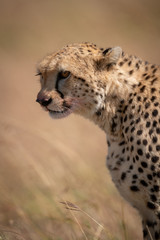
0, 0, 160, 239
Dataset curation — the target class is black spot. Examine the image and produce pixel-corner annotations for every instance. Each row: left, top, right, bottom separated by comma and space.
144, 112, 149, 119
143, 139, 148, 146
119, 61, 124, 66
122, 148, 125, 154
145, 75, 150, 80
152, 109, 158, 117
149, 129, 153, 135
147, 201, 156, 209
135, 118, 140, 124
125, 126, 129, 133
150, 194, 157, 202
130, 136, 134, 142
153, 120, 157, 127
151, 156, 159, 163
120, 99, 125, 105
152, 68, 157, 73
129, 70, 133, 75
121, 172, 126, 180
140, 85, 145, 92
124, 58, 128, 62
154, 102, 159, 107
151, 165, 155, 171
146, 121, 151, 128
133, 174, 138, 179
149, 145, 152, 152
146, 153, 150, 159
152, 136, 158, 144
131, 127, 135, 133
151, 77, 157, 84
147, 174, 152, 180
123, 105, 128, 113
129, 114, 133, 119
151, 88, 156, 93
130, 120, 135, 125
145, 66, 148, 71
130, 186, 139, 191
151, 96, 156, 102
141, 162, 148, 168
156, 145, 160, 151
129, 165, 133, 170
137, 149, 143, 156
128, 61, 132, 66
156, 128, 160, 134
135, 63, 139, 69
130, 146, 134, 152
154, 185, 159, 192
153, 172, 156, 177
140, 180, 148, 187
145, 102, 150, 109
136, 155, 139, 161
142, 73, 147, 77
137, 130, 143, 135
124, 115, 127, 122
137, 140, 141, 145
119, 141, 125, 146
137, 96, 141, 101
138, 167, 143, 173
137, 105, 141, 113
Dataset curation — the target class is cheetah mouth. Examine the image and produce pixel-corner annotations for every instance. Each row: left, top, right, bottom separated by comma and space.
48, 107, 73, 119
41, 98, 78, 119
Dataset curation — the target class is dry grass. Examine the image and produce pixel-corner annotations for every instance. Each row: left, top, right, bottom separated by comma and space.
0, 0, 160, 239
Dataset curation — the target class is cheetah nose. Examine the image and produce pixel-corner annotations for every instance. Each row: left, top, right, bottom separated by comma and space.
36, 97, 52, 106
36, 93, 52, 106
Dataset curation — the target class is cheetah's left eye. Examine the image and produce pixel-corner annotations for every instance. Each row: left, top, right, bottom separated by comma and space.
59, 71, 71, 79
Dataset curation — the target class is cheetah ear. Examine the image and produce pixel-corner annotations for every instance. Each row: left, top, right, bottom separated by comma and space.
102, 46, 122, 64
95, 47, 122, 70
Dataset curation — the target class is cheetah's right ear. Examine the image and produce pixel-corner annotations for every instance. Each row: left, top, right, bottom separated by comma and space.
103, 46, 122, 64
95, 47, 122, 70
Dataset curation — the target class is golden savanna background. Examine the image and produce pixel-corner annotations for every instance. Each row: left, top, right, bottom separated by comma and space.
0, 0, 160, 239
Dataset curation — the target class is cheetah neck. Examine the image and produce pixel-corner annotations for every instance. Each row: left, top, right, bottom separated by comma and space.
91, 55, 143, 139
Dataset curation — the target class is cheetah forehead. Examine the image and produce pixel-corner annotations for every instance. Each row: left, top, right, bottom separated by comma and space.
37, 43, 105, 74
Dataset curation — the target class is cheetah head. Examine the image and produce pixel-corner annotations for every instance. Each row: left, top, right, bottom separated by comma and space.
36, 43, 122, 120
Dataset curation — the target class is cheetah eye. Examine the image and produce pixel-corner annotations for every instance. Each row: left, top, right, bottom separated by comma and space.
59, 71, 71, 79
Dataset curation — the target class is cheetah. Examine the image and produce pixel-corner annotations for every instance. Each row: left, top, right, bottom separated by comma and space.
36, 43, 160, 240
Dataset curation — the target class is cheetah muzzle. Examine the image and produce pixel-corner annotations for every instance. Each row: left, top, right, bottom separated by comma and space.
36, 43, 160, 240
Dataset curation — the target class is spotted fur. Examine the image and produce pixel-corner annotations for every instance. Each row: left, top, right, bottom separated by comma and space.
36, 43, 160, 239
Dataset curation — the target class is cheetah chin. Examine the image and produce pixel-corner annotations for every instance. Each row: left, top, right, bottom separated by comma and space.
48, 108, 73, 119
